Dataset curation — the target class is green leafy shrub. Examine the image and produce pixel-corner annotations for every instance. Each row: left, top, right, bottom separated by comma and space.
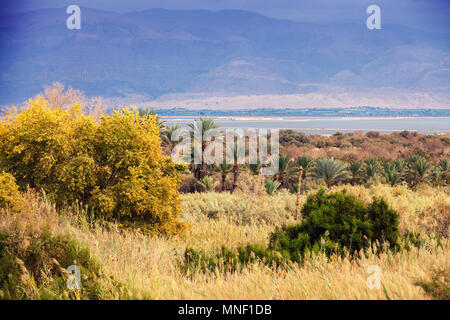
415, 268, 450, 300
367, 197, 400, 245
0, 229, 120, 300
265, 179, 281, 195
270, 189, 400, 260
182, 244, 285, 274
0, 187, 127, 300
183, 246, 240, 274
199, 176, 218, 192
182, 189, 404, 273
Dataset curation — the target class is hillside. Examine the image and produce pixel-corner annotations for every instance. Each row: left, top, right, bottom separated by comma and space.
0, 8, 449, 107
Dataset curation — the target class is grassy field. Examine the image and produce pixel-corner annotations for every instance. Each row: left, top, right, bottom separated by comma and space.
0, 96, 448, 299
3, 183, 447, 300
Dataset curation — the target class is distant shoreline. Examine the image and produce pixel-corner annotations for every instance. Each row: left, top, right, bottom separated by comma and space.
215, 127, 450, 134
161, 115, 450, 121
153, 107, 450, 118
160, 115, 450, 134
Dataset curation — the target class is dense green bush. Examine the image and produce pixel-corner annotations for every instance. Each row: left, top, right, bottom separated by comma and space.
367, 197, 400, 245
183, 189, 403, 273
183, 246, 240, 274
182, 244, 285, 274
269, 189, 400, 261
415, 269, 450, 300
0, 229, 120, 300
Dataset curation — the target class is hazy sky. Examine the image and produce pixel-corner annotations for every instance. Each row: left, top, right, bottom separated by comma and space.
1, 0, 449, 31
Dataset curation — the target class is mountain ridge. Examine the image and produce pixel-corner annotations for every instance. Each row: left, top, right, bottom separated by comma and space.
0, 7, 448, 108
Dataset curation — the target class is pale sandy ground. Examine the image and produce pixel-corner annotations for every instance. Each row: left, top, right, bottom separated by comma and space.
131, 87, 450, 110
161, 116, 450, 121
159, 116, 450, 133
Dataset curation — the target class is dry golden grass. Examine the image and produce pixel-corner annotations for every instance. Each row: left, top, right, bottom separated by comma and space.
1, 184, 448, 299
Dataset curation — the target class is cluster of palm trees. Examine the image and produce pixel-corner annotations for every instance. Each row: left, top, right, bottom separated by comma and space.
346, 156, 450, 188
158, 117, 449, 193
160, 118, 268, 192
269, 154, 449, 191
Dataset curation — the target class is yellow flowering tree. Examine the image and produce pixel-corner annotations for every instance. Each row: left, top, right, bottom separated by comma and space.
0, 98, 186, 235
0, 171, 23, 211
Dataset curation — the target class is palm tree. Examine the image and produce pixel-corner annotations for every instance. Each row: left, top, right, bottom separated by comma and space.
215, 163, 233, 191
406, 155, 422, 164
363, 158, 379, 183
382, 162, 401, 186
296, 155, 314, 179
439, 158, 449, 172
223, 141, 246, 193
406, 156, 430, 188
438, 158, 449, 185
187, 146, 202, 180
160, 124, 182, 153
392, 159, 406, 182
274, 154, 297, 188
293, 155, 314, 216
188, 118, 220, 180
248, 158, 262, 175
430, 166, 443, 187
199, 176, 218, 192
393, 159, 406, 173
265, 179, 281, 195
312, 157, 350, 188
296, 166, 304, 218
348, 160, 363, 185
232, 162, 240, 192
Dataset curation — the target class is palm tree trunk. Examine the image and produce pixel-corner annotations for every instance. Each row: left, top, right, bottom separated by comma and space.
296, 167, 303, 219
200, 161, 207, 180
221, 173, 227, 191
232, 164, 239, 193
200, 142, 207, 180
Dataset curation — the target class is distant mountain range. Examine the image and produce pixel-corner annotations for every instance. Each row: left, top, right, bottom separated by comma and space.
152, 107, 450, 117
0, 7, 449, 108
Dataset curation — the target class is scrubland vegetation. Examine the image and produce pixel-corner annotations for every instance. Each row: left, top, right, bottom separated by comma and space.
280, 129, 450, 161
1, 184, 448, 299
0, 85, 448, 300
